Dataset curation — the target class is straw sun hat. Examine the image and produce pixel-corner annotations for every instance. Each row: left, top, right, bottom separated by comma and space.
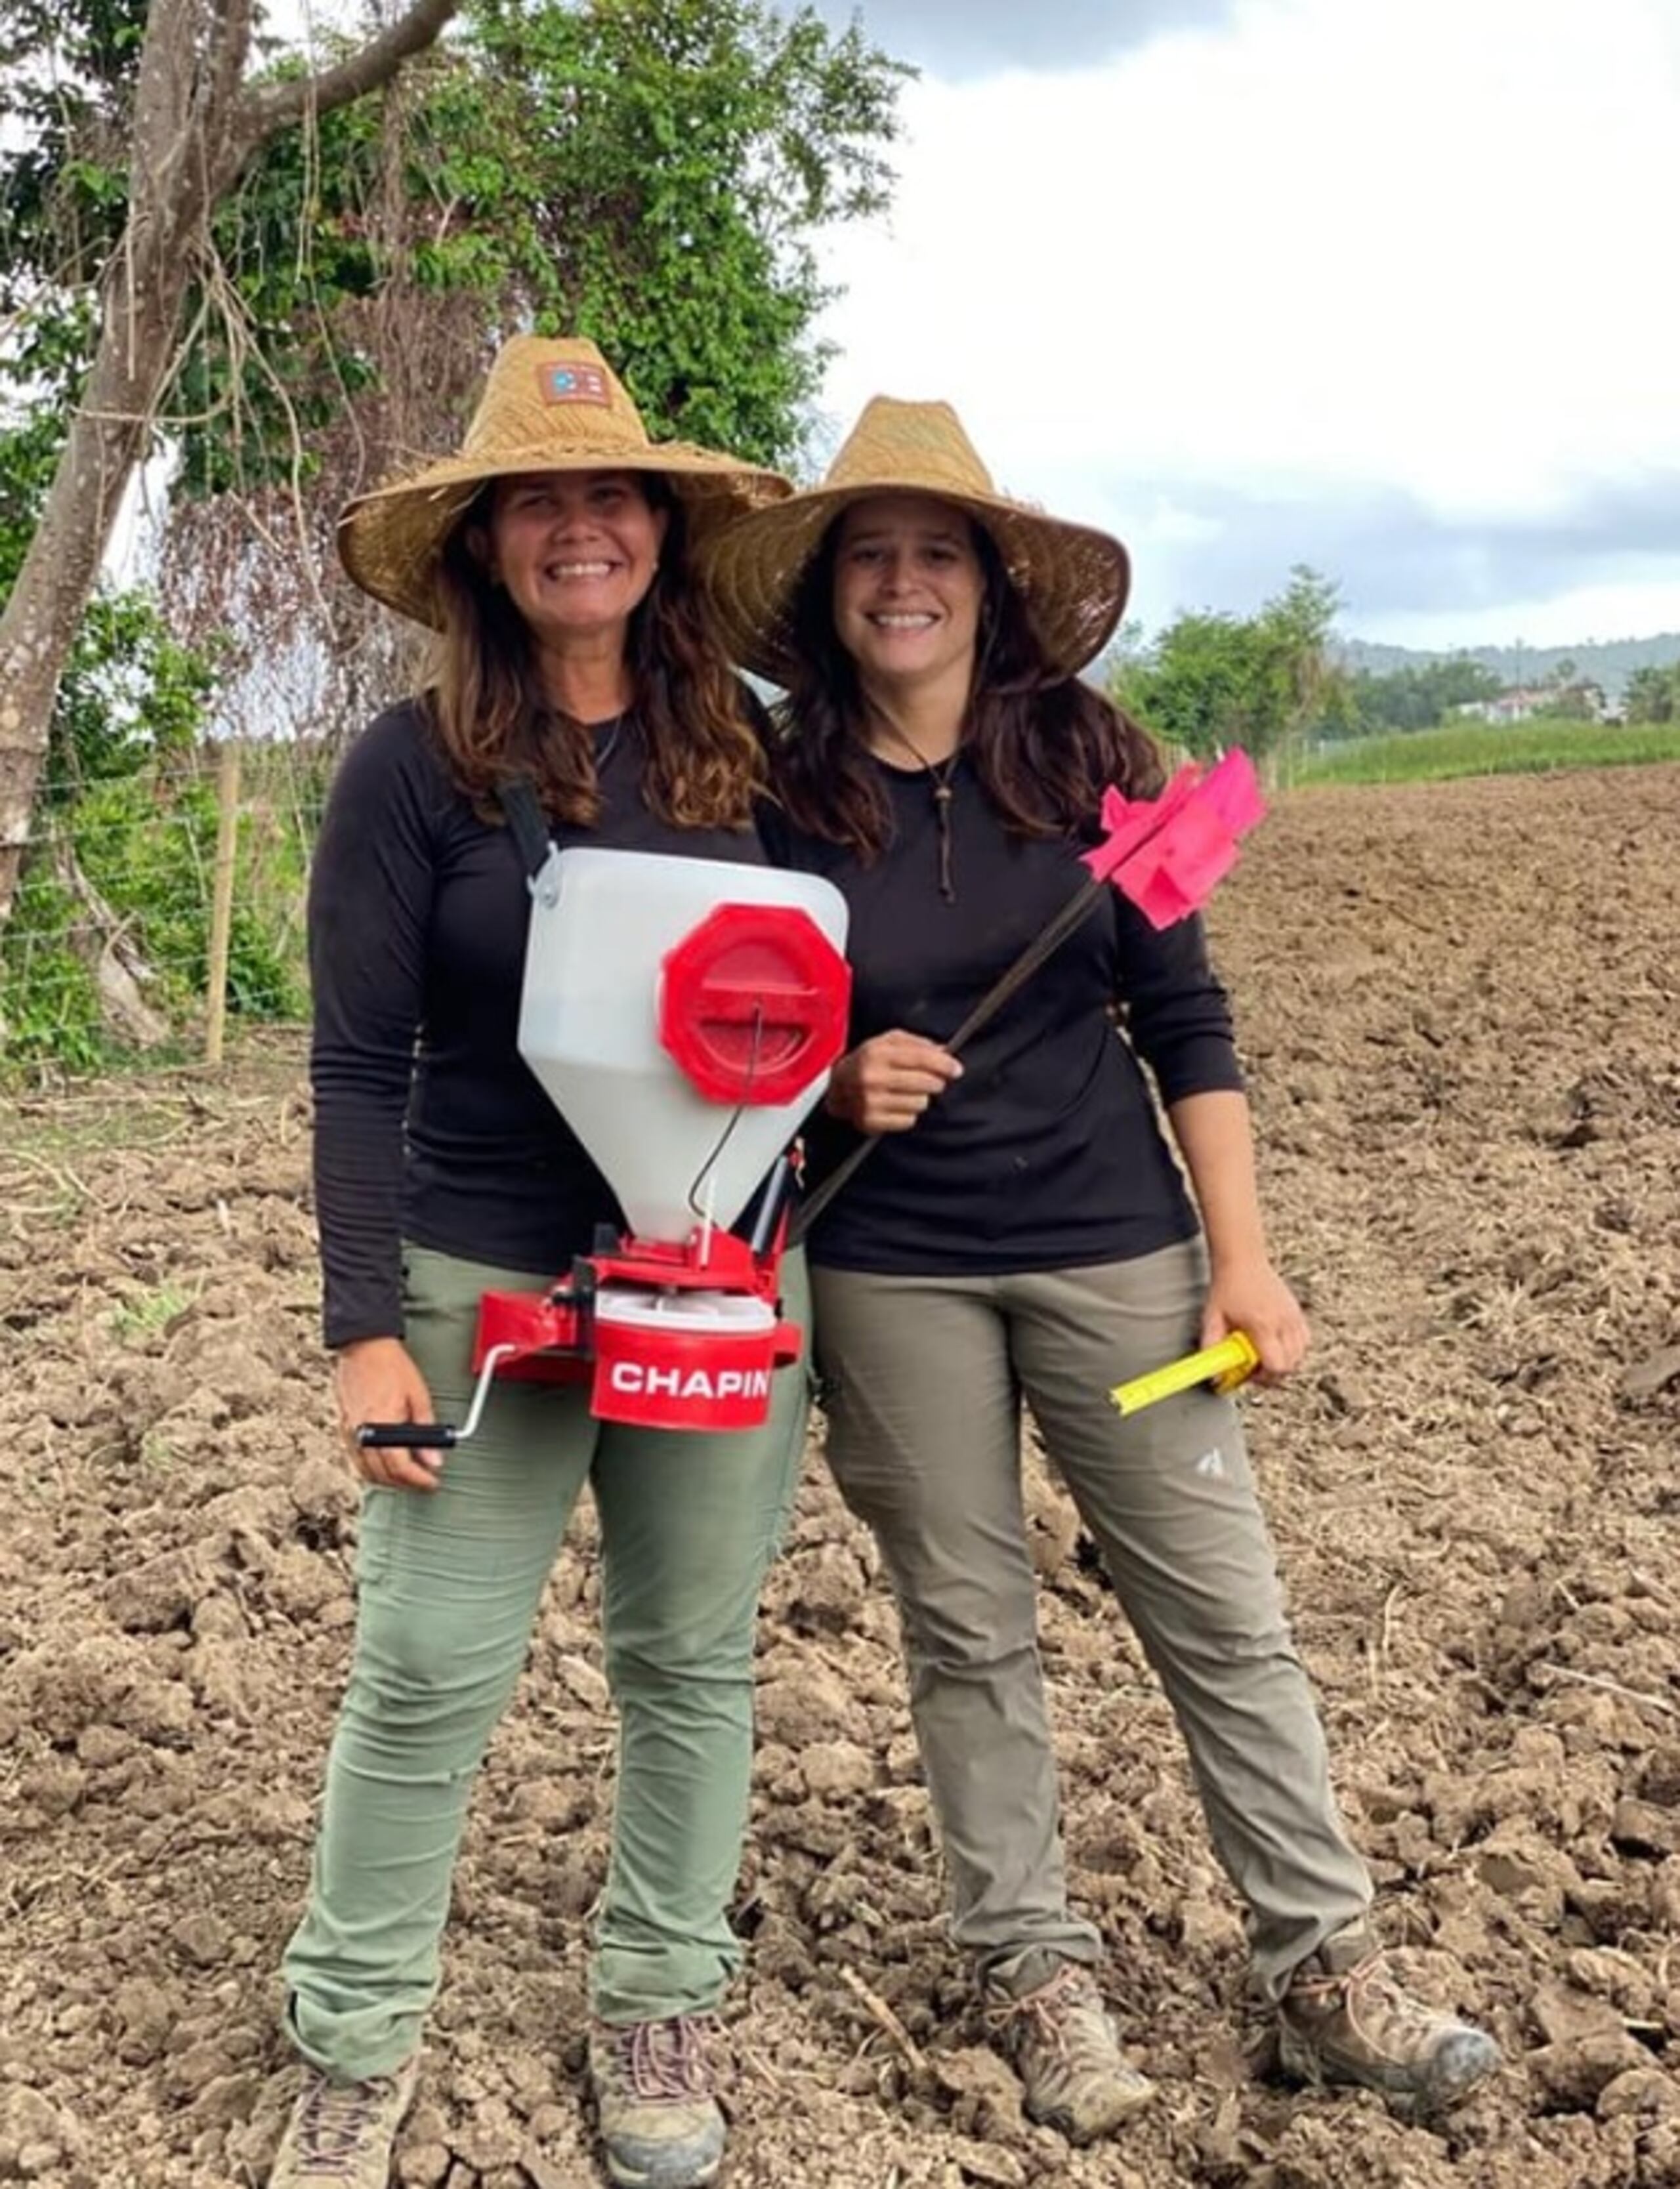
337, 335, 791, 629
700, 396, 1131, 686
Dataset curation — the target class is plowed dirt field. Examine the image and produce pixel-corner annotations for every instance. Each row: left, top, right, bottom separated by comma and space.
4, 765, 1679, 2188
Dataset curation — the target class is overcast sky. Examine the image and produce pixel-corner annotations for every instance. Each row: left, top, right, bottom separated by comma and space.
806, 0, 1680, 648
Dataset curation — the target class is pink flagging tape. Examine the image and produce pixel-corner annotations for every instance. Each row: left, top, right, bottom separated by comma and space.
1082, 749, 1267, 928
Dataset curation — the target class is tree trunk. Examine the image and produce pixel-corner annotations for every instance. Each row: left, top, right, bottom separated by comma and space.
0, 238, 200, 929
0, 0, 230, 929
51, 835, 172, 1051
0, 0, 461, 932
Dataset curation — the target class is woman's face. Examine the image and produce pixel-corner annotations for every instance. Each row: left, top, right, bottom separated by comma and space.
830, 493, 986, 697
483, 469, 669, 648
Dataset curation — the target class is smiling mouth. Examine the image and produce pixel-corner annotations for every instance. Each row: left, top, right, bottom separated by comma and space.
868, 612, 937, 630
545, 560, 618, 581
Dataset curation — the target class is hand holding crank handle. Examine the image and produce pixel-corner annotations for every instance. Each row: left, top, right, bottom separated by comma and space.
354, 1342, 519, 1451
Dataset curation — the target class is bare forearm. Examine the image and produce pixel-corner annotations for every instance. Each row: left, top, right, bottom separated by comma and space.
1165, 1088, 1270, 1272
1166, 1088, 1309, 1373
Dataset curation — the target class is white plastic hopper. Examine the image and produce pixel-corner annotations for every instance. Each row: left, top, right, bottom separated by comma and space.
517, 846, 850, 1242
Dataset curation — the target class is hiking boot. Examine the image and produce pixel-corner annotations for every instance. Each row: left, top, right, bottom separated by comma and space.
268, 2054, 419, 2186
984, 1962, 1156, 2143
589, 2014, 727, 2189
1278, 1925, 1500, 2116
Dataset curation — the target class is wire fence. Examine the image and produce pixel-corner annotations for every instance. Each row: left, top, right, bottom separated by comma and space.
1, 740, 332, 1079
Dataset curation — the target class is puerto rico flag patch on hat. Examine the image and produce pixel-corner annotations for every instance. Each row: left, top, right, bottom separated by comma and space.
539, 362, 610, 406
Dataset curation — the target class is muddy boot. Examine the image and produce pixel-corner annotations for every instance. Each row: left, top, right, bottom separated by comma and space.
1278, 1924, 1500, 2116
268, 2056, 419, 2187
589, 2014, 726, 2189
984, 1962, 1156, 2142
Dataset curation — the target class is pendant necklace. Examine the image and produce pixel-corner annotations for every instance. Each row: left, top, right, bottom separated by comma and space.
877, 717, 962, 904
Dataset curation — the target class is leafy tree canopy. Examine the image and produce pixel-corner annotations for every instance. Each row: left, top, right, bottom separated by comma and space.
1624, 663, 1680, 724
1348, 654, 1502, 735
2, 0, 911, 501
1108, 566, 1351, 764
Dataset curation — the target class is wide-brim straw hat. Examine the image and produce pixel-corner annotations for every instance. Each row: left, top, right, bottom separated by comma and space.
700, 396, 1131, 685
337, 335, 791, 629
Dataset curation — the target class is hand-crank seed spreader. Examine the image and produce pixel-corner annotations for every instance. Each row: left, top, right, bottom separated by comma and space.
359, 844, 850, 1451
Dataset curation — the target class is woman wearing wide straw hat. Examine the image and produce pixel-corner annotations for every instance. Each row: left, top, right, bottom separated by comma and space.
702, 400, 1499, 2138
267, 335, 800, 2189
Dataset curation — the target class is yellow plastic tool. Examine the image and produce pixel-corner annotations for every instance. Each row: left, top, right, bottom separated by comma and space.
1108, 1330, 1261, 1417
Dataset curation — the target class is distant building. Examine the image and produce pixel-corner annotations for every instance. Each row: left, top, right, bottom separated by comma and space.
1454, 681, 1615, 724
1453, 687, 1551, 724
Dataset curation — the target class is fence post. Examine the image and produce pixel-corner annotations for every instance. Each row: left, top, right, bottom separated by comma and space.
204, 740, 242, 1067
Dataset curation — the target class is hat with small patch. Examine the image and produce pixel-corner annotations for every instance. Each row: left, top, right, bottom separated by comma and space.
338, 335, 791, 629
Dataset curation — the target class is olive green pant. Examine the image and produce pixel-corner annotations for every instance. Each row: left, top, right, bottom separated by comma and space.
812, 1241, 1371, 2002
284, 1243, 809, 2081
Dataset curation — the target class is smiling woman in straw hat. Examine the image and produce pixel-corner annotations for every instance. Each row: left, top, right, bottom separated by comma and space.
267, 335, 801, 2189
704, 398, 1499, 2139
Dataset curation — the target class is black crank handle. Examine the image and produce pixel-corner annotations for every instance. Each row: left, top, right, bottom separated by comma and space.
350, 1343, 518, 1454
355, 1423, 460, 1450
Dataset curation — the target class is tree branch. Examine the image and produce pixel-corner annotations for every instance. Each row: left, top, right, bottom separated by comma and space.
235, 0, 463, 148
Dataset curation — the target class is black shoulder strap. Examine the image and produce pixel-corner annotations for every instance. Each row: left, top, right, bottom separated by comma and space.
499, 776, 553, 883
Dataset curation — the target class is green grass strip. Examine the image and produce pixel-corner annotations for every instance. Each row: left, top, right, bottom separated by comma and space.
1295, 717, 1680, 786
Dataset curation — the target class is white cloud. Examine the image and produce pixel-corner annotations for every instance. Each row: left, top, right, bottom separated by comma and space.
814, 0, 1680, 644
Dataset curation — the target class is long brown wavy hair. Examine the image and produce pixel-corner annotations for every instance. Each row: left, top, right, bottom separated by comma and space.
770, 512, 1163, 857
423, 474, 764, 829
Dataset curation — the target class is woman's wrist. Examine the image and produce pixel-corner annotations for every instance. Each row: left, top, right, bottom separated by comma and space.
1204, 1228, 1271, 1276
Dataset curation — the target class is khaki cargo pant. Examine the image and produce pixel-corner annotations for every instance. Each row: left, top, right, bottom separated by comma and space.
812, 1240, 1371, 2001
283, 1242, 809, 2081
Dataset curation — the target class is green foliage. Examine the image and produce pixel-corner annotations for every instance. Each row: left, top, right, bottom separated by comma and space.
1, 363, 237, 1063
476, 0, 907, 465
5, 0, 908, 568
72, 772, 306, 1018
107, 1279, 197, 1341
0, 0, 145, 314
0, 297, 95, 592
49, 592, 217, 789
1, 754, 311, 1074
1, 0, 908, 1070
1625, 663, 1680, 724
1297, 717, 1680, 787
0, 402, 65, 588
0, 866, 106, 1070
0, 587, 303, 1067
1347, 654, 1502, 735
192, 0, 908, 480
167, 66, 388, 497
1110, 566, 1351, 766
6, 0, 908, 496
1, 743, 308, 1071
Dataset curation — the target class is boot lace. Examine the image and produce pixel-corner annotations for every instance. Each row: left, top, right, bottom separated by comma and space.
985, 1965, 1110, 2067
598, 2014, 718, 2102
291, 2068, 402, 2175
1292, 1951, 1448, 2061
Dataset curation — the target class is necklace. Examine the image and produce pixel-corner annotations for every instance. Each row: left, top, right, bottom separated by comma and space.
591, 711, 626, 772
875, 717, 962, 904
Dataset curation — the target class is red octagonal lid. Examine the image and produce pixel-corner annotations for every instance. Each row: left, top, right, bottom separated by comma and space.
660, 903, 851, 1107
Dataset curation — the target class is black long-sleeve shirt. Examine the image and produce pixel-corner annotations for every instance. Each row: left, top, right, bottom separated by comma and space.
308, 699, 768, 1347
762, 752, 1246, 1275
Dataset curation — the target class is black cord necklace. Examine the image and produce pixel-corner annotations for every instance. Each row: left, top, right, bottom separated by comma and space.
877, 718, 962, 904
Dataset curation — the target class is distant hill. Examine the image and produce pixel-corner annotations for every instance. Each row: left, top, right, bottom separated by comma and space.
1335, 631, 1680, 699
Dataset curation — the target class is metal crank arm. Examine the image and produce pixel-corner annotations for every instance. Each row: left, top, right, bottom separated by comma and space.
355, 1343, 520, 1451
